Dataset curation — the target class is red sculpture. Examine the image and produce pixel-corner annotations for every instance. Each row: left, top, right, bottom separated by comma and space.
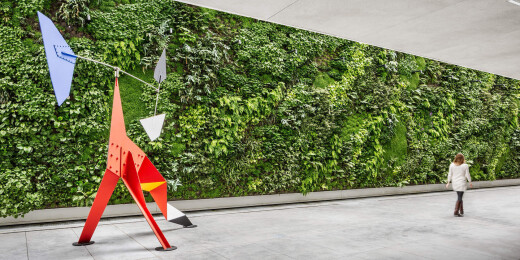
37, 11, 193, 251
73, 77, 194, 251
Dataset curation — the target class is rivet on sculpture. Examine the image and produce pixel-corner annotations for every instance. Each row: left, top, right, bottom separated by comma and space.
37, 11, 196, 251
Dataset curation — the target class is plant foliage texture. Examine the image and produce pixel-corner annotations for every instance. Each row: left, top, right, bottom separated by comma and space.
1, 0, 519, 217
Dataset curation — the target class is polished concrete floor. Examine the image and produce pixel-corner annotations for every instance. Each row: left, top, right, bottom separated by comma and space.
0, 186, 519, 260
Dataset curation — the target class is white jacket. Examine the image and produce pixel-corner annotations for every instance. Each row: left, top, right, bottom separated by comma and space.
447, 163, 471, 191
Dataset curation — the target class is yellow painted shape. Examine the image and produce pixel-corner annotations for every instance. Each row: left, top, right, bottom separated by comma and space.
140, 181, 165, 191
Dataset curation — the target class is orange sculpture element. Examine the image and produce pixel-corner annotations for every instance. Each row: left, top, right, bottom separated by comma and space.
75, 78, 189, 251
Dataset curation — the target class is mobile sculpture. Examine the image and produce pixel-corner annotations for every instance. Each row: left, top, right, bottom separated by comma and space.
37, 11, 196, 251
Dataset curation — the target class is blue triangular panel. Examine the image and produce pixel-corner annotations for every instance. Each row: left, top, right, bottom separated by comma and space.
38, 11, 76, 106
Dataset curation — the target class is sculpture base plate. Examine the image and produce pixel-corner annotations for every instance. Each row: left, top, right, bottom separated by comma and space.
155, 246, 177, 251
73, 241, 95, 246
183, 224, 197, 228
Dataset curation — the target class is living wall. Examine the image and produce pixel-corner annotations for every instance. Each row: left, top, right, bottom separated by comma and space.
1, 0, 519, 218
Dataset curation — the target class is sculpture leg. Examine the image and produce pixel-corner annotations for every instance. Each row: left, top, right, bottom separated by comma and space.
122, 153, 175, 251
149, 183, 168, 218
75, 170, 120, 246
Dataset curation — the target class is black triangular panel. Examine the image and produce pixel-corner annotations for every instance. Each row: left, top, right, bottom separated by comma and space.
169, 215, 194, 227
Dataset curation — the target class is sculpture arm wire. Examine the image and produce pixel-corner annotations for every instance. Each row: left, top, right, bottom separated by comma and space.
61, 52, 159, 92
119, 70, 159, 92
154, 82, 161, 116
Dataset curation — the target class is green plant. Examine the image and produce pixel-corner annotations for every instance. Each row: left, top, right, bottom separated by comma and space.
173, 32, 229, 104
101, 38, 141, 70
58, 0, 90, 26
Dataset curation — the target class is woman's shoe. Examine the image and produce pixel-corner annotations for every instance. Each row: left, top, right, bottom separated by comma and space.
459, 201, 464, 217
454, 201, 461, 217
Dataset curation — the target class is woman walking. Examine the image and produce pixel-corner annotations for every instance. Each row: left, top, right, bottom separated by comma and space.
446, 153, 473, 217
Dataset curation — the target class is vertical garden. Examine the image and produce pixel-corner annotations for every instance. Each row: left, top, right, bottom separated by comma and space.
1, 0, 519, 218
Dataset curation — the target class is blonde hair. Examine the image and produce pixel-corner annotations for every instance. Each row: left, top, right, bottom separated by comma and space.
453, 153, 465, 165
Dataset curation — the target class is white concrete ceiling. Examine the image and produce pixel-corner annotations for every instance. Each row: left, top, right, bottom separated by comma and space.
176, 0, 520, 80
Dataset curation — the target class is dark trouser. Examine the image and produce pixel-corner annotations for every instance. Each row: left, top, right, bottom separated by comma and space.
457, 191, 464, 201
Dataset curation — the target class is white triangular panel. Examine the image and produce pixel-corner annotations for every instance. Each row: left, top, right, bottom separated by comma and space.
140, 113, 166, 141
166, 203, 185, 220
